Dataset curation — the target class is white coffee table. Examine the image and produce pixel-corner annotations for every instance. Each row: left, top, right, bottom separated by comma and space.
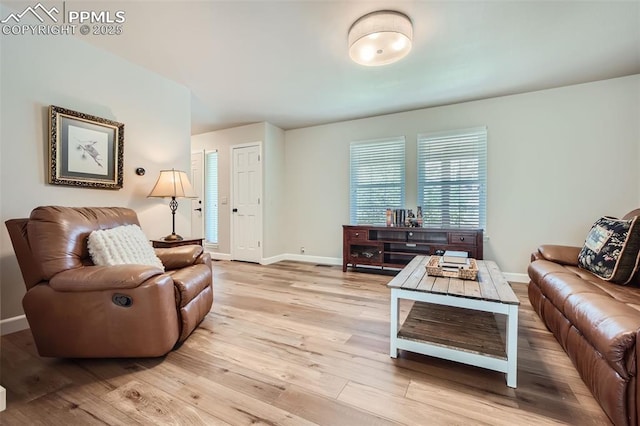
388, 255, 520, 388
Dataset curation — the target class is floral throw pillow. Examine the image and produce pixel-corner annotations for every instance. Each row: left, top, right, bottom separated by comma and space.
578, 216, 640, 284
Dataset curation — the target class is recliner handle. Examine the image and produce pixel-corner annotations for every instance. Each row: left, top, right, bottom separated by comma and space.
112, 294, 133, 307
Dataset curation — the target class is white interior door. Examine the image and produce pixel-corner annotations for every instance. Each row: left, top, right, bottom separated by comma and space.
191, 151, 204, 238
232, 144, 262, 263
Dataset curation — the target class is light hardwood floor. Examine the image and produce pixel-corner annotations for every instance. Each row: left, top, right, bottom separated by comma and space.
0, 260, 611, 425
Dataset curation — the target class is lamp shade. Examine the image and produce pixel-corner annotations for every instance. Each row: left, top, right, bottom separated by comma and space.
348, 10, 413, 66
148, 168, 197, 198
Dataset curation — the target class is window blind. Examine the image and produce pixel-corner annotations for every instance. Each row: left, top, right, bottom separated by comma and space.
417, 127, 487, 229
350, 137, 405, 225
205, 151, 218, 244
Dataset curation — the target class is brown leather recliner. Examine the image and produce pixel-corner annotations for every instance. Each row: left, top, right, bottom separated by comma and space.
5, 206, 213, 358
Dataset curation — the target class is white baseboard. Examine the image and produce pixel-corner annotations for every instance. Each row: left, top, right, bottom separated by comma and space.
0, 385, 5, 412
206, 251, 341, 266
207, 252, 232, 261
261, 254, 288, 265
503, 272, 529, 283
199, 247, 530, 282
1, 314, 28, 335
282, 254, 342, 266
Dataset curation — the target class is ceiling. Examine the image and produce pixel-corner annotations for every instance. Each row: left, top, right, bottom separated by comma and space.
80, 1, 640, 134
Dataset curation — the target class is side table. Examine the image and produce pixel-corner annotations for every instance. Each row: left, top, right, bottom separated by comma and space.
151, 238, 203, 248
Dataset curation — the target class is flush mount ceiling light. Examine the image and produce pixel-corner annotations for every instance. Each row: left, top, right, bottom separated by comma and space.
348, 10, 413, 66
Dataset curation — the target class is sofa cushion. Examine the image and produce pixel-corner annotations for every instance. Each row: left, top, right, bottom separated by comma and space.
529, 260, 640, 312
529, 259, 640, 379
563, 290, 640, 379
578, 216, 640, 284
88, 224, 164, 271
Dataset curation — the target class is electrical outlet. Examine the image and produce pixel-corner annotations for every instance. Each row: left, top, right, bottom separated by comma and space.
300, 247, 305, 254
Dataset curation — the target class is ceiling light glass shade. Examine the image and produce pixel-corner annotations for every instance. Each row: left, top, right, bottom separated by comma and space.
348, 10, 413, 66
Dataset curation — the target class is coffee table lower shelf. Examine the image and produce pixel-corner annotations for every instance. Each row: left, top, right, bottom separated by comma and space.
390, 290, 518, 388
396, 302, 508, 372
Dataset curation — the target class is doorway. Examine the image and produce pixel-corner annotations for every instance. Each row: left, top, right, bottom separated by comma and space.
190, 151, 204, 239
231, 143, 262, 263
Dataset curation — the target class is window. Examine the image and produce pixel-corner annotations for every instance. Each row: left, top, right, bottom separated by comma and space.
204, 151, 218, 244
417, 127, 487, 229
350, 137, 405, 225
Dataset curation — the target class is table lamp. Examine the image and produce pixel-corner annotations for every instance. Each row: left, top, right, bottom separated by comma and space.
148, 168, 197, 241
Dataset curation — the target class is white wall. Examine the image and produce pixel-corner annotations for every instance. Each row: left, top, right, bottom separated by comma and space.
284, 75, 640, 275
263, 123, 286, 259
0, 32, 192, 321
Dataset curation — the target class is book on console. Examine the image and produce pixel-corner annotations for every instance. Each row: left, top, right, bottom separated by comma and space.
439, 259, 471, 269
441, 266, 465, 272
442, 250, 469, 264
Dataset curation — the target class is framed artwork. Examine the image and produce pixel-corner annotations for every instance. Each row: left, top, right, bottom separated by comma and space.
48, 105, 124, 189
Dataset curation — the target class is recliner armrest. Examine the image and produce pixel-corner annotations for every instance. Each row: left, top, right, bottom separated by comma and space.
532, 244, 581, 266
49, 265, 164, 291
155, 245, 204, 270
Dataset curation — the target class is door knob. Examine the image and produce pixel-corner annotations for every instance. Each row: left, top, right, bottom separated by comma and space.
194, 208, 202, 212
232, 208, 238, 213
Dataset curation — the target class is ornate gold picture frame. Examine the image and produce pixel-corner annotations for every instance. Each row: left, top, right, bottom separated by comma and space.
48, 105, 124, 189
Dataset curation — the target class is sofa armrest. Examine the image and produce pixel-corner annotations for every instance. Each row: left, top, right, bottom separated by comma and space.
49, 265, 164, 291
532, 245, 581, 266
155, 245, 204, 270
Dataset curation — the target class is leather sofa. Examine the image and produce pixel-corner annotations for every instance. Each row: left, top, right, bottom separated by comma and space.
5, 206, 213, 358
528, 209, 640, 426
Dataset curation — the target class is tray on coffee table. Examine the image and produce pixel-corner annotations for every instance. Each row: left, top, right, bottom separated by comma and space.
426, 255, 478, 280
